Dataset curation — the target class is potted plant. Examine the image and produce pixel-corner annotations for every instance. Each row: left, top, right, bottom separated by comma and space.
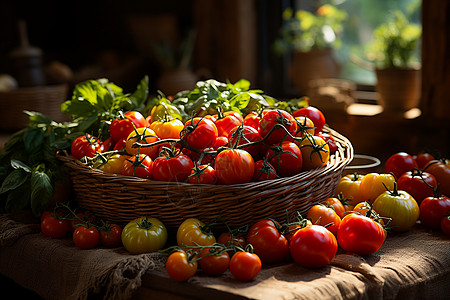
273, 4, 347, 94
366, 10, 422, 112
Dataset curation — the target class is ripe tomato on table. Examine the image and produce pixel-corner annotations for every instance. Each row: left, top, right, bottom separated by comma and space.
359, 173, 396, 204
259, 109, 297, 145
385, 152, 418, 179
246, 219, 290, 264
73, 225, 100, 249
334, 173, 365, 209
265, 141, 302, 177
229, 251, 262, 281
306, 204, 341, 236
292, 106, 326, 133
71, 134, 103, 160
424, 159, 450, 197
121, 216, 168, 254
198, 247, 230, 276
289, 224, 338, 268
397, 169, 437, 205
419, 193, 450, 229
337, 213, 386, 255
441, 216, 450, 236
41, 215, 70, 238
110, 111, 147, 142
215, 149, 255, 184
99, 223, 122, 248
415, 152, 435, 170
176, 218, 216, 247
321, 196, 346, 219
166, 250, 198, 282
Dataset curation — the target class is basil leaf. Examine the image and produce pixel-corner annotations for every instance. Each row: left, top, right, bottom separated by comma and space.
10, 160, 32, 172
23, 128, 45, 152
5, 181, 31, 213
30, 170, 54, 216
0, 169, 30, 194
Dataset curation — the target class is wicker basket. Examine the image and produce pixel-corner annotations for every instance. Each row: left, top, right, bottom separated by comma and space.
0, 84, 69, 131
57, 125, 353, 230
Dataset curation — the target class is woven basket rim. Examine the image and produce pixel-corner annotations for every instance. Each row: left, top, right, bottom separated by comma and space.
57, 125, 354, 190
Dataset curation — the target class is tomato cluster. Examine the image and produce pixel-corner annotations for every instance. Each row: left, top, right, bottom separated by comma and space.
40, 204, 123, 249
71, 106, 335, 185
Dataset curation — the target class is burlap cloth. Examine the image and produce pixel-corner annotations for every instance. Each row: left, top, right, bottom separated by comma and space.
1, 211, 449, 300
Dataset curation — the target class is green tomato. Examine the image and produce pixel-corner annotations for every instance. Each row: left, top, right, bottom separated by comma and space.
372, 184, 419, 232
121, 216, 168, 254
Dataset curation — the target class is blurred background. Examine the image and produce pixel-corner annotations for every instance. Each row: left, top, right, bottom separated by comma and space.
0, 0, 448, 163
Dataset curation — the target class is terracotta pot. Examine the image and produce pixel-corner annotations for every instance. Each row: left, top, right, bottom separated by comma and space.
375, 68, 421, 112
157, 68, 198, 97
289, 48, 341, 95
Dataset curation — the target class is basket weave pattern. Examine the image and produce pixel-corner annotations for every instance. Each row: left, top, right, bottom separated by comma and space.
58, 126, 353, 230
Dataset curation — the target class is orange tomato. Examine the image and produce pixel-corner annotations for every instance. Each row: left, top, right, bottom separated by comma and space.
298, 134, 330, 170
149, 119, 184, 140
321, 196, 346, 219
125, 127, 160, 158
306, 204, 341, 236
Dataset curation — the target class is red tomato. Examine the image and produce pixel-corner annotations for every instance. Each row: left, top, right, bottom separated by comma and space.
113, 138, 127, 151
121, 154, 153, 179
101, 137, 115, 152
99, 223, 122, 248
228, 125, 264, 161
166, 250, 198, 282
198, 247, 230, 276
321, 197, 346, 219
252, 160, 278, 181
337, 213, 386, 255
73, 225, 100, 249
217, 232, 247, 253
397, 169, 437, 205
229, 251, 262, 281
215, 149, 255, 184
290, 224, 337, 268
292, 106, 326, 133
69, 212, 95, 233
385, 152, 418, 179
110, 111, 147, 142
441, 215, 450, 236
307, 204, 341, 236
316, 132, 337, 154
215, 114, 243, 139
243, 111, 261, 131
71, 134, 103, 160
424, 159, 450, 197
213, 136, 228, 150
259, 109, 297, 145
415, 152, 435, 170
182, 117, 218, 150
265, 141, 302, 177
246, 219, 290, 264
188, 164, 217, 184
41, 216, 69, 238
419, 194, 450, 229
152, 152, 194, 182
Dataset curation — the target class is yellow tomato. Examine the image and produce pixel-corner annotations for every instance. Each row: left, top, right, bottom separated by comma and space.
298, 134, 330, 170
121, 216, 168, 254
176, 218, 216, 247
372, 186, 419, 232
294, 116, 315, 137
359, 173, 395, 204
125, 127, 159, 157
97, 153, 128, 174
335, 173, 365, 208
149, 119, 184, 140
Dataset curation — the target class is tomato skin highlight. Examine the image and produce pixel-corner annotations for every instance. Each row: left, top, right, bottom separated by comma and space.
337, 213, 386, 255
385, 152, 419, 179
289, 224, 337, 268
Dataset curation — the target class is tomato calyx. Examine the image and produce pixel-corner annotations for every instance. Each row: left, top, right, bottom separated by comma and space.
124, 154, 151, 176
295, 116, 316, 136
299, 133, 329, 163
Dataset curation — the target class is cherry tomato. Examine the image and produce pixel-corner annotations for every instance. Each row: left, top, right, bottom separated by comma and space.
110, 111, 147, 142
359, 173, 396, 204
73, 225, 100, 249
397, 169, 437, 205
71, 134, 103, 160
297, 134, 330, 171
215, 149, 255, 184
307, 204, 341, 236
252, 160, 278, 181
198, 247, 230, 276
265, 141, 302, 177
152, 151, 194, 182
289, 224, 337, 268
259, 109, 297, 145
177, 218, 216, 247
125, 127, 159, 158
182, 117, 218, 150
385, 152, 418, 179
424, 159, 450, 197
246, 219, 290, 264
188, 164, 217, 184
99, 223, 122, 248
228, 125, 264, 161
121, 154, 153, 179
337, 213, 386, 255
41, 216, 70, 238
335, 173, 365, 208
215, 113, 243, 139
441, 215, 450, 236
166, 250, 198, 282
149, 118, 184, 139
229, 251, 262, 281
419, 194, 450, 229
415, 152, 435, 170
321, 196, 346, 219
316, 132, 337, 154
292, 106, 326, 133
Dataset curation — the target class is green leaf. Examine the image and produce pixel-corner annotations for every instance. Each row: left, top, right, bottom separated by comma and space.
24, 111, 53, 126
130, 75, 149, 109
5, 181, 31, 213
0, 169, 30, 194
23, 128, 45, 152
30, 170, 54, 216
10, 159, 32, 172
229, 93, 251, 110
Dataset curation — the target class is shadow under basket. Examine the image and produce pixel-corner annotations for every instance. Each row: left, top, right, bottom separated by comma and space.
0, 84, 69, 131
57, 126, 354, 230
